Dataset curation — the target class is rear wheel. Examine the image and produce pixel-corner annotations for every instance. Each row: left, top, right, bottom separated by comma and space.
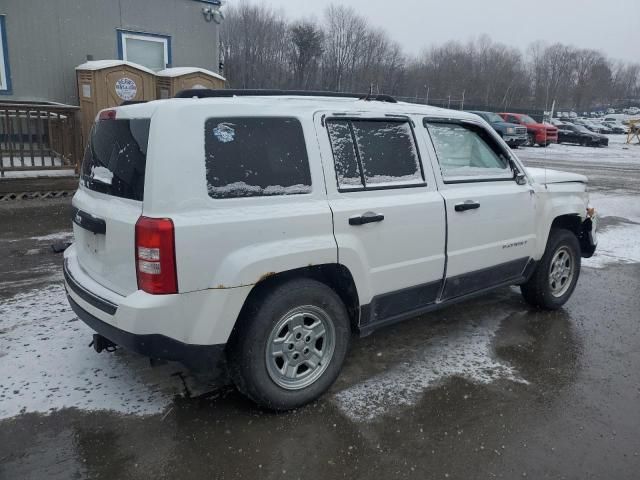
521, 229, 581, 310
228, 278, 351, 410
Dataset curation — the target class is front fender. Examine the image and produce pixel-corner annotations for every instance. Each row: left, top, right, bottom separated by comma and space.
535, 185, 588, 258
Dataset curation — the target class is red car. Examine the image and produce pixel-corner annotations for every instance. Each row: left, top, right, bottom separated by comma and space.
499, 113, 558, 147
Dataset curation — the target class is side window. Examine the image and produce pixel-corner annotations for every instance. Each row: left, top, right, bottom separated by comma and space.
118, 30, 171, 71
424, 121, 512, 182
326, 119, 423, 190
326, 120, 362, 188
0, 15, 10, 93
204, 117, 312, 199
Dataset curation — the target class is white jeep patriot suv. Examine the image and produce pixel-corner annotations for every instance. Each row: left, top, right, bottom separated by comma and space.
64, 90, 597, 410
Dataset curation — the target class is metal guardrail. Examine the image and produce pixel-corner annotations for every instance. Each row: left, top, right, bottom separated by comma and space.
0, 103, 82, 178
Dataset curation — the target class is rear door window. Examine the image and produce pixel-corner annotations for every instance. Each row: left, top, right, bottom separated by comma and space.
326, 118, 424, 190
204, 117, 312, 199
81, 119, 150, 201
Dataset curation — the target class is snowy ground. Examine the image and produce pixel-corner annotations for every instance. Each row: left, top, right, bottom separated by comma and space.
0, 137, 639, 426
1, 156, 75, 178
520, 133, 640, 165
518, 135, 640, 270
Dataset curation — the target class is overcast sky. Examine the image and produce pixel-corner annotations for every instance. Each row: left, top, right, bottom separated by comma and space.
249, 0, 640, 62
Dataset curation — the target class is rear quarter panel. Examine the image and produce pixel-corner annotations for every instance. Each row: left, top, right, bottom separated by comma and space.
141, 104, 337, 293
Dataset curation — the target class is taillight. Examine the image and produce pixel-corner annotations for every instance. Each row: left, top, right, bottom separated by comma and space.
135, 217, 178, 294
98, 109, 117, 120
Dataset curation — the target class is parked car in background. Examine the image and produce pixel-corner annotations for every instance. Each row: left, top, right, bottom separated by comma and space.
602, 118, 629, 134
590, 121, 613, 134
557, 124, 609, 147
468, 111, 528, 148
500, 113, 558, 147
574, 118, 611, 134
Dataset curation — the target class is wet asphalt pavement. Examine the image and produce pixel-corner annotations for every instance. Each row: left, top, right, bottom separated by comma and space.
1, 139, 639, 479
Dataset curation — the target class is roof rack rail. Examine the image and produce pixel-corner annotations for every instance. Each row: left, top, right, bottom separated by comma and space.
120, 100, 148, 106
173, 88, 397, 103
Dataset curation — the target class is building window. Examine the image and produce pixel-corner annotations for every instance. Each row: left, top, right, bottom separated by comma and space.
0, 15, 11, 93
117, 30, 171, 71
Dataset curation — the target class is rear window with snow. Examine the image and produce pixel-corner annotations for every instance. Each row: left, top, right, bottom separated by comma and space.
204, 117, 311, 199
81, 119, 150, 201
326, 119, 424, 190
424, 121, 512, 182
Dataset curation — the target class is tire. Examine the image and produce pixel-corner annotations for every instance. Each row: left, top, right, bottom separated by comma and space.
527, 133, 536, 147
227, 278, 351, 410
521, 229, 581, 310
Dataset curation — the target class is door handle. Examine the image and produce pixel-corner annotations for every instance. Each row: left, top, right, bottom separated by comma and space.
349, 211, 385, 226
454, 200, 480, 212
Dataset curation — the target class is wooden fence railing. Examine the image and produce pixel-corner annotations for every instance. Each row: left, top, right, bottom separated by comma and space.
0, 102, 82, 178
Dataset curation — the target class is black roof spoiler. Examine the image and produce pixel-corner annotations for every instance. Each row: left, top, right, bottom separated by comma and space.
173, 89, 397, 103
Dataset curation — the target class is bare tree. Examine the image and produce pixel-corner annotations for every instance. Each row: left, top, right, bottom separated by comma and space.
289, 21, 324, 89
322, 5, 367, 91
220, 2, 639, 111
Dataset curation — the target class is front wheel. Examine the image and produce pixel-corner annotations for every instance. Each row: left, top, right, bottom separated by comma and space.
527, 133, 536, 147
521, 229, 581, 310
227, 278, 351, 410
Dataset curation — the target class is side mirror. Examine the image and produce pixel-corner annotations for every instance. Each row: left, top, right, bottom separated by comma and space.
515, 173, 527, 185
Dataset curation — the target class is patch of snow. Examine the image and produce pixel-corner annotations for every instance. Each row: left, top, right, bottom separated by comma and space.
588, 192, 640, 224
0, 285, 189, 419
157, 67, 225, 81
75, 60, 156, 75
583, 223, 640, 269
1, 169, 75, 179
1, 156, 75, 178
365, 174, 423, 185
90, 165, 113, 185
332, 315, 526, 422
29, 231, 74, 242
208, 181, 311, 198
517, 137, 640, 165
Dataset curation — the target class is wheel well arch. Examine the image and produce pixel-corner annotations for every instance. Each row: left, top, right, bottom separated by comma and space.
550, 213, 594, 257
551, 214, 582, 236
236, 264, 361, 333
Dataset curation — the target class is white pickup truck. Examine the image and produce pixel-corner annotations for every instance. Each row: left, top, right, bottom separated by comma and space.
64, 91, 597, 410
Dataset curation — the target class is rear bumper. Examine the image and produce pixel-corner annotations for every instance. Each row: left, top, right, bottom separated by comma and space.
66, 294, 225, 369
63, 245, 251, 368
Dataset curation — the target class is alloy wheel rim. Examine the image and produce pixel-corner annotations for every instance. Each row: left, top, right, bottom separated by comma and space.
265, 305, 336, 390
548, 246, 574, 297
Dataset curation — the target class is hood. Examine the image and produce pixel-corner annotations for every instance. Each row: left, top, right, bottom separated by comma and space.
526, 167, 587, 185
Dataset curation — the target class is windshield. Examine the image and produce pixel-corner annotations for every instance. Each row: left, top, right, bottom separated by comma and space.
574, 125, 592, 133
483, 112, 504, 123
520, 115, 537, 125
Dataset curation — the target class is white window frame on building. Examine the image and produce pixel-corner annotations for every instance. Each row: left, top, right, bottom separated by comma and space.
117, 29, 171, 72
0, 15, 12, 94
